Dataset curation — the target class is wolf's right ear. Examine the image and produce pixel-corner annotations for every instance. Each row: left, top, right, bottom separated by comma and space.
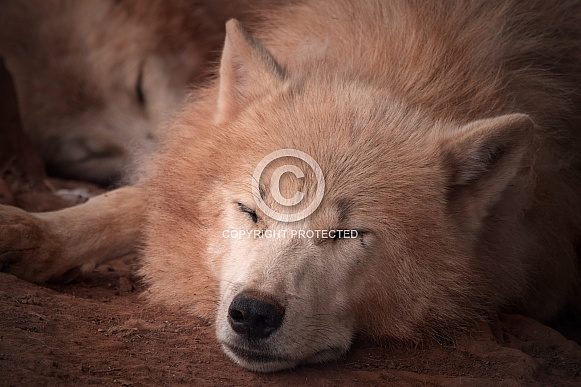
215, 19, 286, 123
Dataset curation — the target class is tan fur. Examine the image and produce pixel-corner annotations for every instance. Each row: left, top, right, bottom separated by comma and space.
0, 187, 144, 282
1, 0, 580, 373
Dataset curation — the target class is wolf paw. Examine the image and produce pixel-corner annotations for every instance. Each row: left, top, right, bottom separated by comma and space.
0, 205, 70, 283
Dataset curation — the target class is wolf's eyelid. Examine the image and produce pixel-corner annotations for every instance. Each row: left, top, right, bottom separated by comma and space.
136, 64, 146, 107
237, 203, 258, 223
331, 229, 366, 240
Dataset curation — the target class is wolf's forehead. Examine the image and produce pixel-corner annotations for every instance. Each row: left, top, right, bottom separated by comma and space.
254, 156, 318, 200
246, 149, 374, 220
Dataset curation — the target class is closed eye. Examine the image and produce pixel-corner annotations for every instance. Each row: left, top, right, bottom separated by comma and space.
135, 63, 146, 107
331, 229, 366, 243
238, 203, 258, 223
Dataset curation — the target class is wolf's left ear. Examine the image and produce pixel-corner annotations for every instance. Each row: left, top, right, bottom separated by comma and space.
441, 113, 534, 232
215, 19, 286, 123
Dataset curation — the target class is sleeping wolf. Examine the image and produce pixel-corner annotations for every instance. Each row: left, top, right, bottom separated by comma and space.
1, 0, 580, 372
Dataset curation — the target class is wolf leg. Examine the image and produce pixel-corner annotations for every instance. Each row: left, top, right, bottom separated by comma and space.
0, 186, 145, 282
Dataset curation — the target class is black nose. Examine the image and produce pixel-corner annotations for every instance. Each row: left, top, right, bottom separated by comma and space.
228, 292, 285, 339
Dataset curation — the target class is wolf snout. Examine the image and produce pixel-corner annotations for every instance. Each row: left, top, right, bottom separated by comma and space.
228, 292, 285, 339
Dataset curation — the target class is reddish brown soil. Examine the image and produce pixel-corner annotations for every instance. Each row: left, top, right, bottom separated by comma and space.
1, 251, 581, 387
1, 59, 580, 387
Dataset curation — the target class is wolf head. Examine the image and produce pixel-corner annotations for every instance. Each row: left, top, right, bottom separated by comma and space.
0, 0, 221, 184
143, 20, 534, 372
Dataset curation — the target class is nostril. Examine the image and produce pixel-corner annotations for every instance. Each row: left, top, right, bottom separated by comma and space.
227, 292, 285, 340
229, 308, 244, 323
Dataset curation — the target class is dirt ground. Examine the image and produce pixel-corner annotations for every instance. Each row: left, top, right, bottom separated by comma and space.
1, 62, 580, 387
1, 260, 580, 387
